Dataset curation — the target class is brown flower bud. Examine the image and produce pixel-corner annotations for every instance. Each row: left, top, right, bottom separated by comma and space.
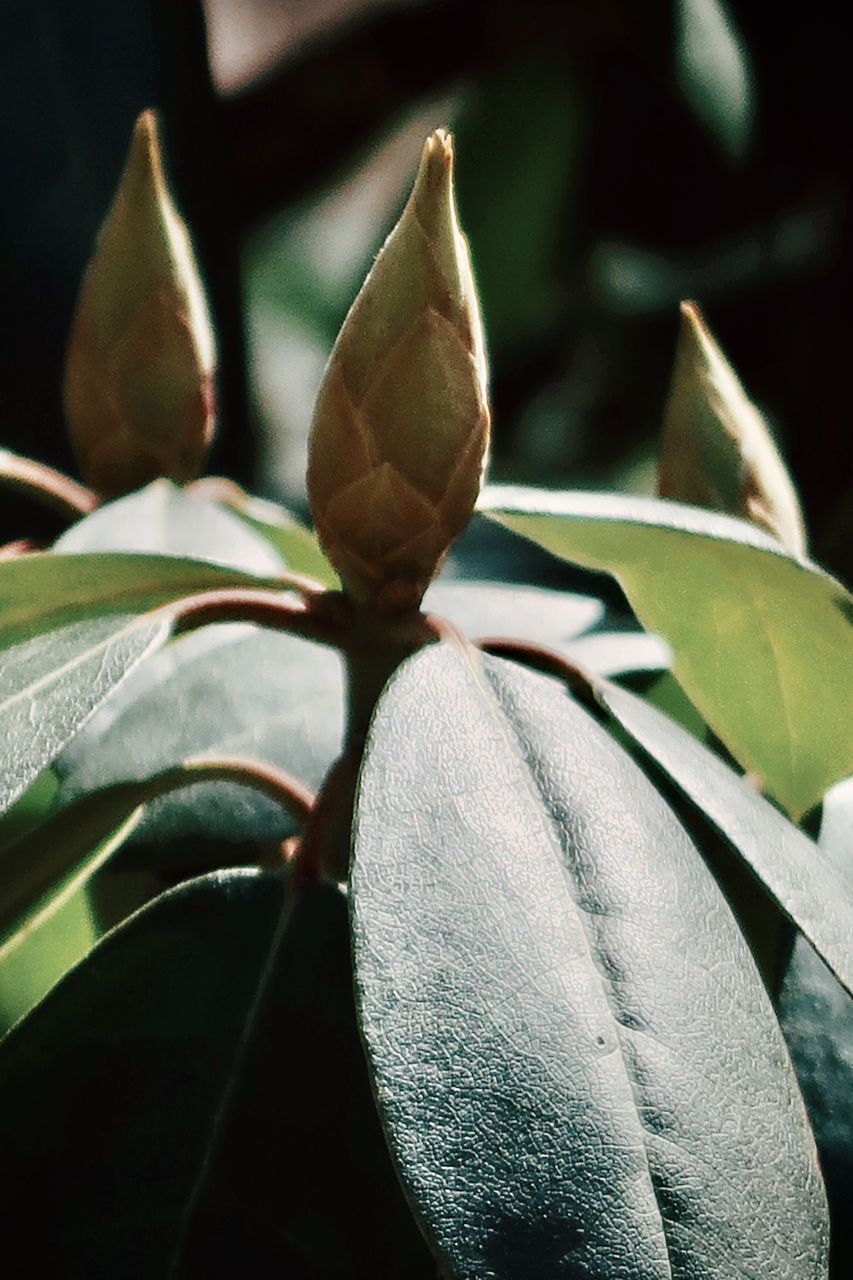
307, 129, 490, 612
659, 301, 806, 556
64, 109, 216, 497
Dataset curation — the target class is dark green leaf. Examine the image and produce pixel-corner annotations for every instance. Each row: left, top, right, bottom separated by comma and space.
483, 487, 853, 817
58, 623, 343, 850
0, 874, 433, 1278
0, 615, 168, 816
352, 643, 828, 1279
780, 780, 853, 1275
592, 677, 853, 997
55, 479, 285, 573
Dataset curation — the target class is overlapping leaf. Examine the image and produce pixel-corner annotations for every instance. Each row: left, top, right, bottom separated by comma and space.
591, 676, 853, 996
483, 487, 853, 816
779, 778, 853, 1274
220, 491, 340, 587
0, 615, 168, 817
58, 624, 343, 851
0, 552, 284, 650
0, 874, 433, 1278
352, 641, 828, 1279
54, 479, 285, 573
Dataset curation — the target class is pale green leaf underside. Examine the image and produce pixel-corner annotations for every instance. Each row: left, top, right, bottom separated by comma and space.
482, 488, 853, 817
55, 481, 285, 575
0, 552, 284, 650
0, 615, 168, 817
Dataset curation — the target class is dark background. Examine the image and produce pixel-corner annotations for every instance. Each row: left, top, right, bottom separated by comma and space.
1, 0, 850, 580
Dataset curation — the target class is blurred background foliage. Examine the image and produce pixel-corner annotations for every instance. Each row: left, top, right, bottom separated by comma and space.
1, 0, 850, 579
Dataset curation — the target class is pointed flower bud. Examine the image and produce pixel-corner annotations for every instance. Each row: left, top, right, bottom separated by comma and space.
659, 301, 806, 555
307, 129, 490, 612
64, 109, 216, 497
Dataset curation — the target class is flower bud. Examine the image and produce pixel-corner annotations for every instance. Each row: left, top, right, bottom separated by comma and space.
307, 129, 490, 611
659, 301, 806, 555
64, 109, 216, 497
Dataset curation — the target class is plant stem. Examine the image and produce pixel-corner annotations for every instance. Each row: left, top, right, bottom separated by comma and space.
0, 449, 98, 520
477, 636, 600, 710
169, 586, 350, 649
0, 757, 316, 949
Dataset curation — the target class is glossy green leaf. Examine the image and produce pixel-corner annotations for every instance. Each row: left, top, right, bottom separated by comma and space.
0, 551, 284, 649
352, 642, 828, 1279
0, 615, 168, 817
592, 677, 853, 996
55, 479, 285, 573
483, 487, 853, 817
58, 623, 343, 851
0, 874, 433, 1278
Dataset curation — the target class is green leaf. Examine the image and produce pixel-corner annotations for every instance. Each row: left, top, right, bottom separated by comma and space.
0, 886, 98, 1034
0, 615, 168, 817
223, 492, 340, 587
0, 783, 146, 960
0, 768, 60, 851
424, 581, 670, 676
58, 624, 343, 852
562, 629, 671, 677
55, 479, 285, 573
819, 776, 853, 874
0, 551, 284, 649
352, 642, 828, 1279
424, 579, 603, 643
483, 487, 853, 817
779, 784, 853, 1271
0, 874, 433, 1278
592, 677, 853, 997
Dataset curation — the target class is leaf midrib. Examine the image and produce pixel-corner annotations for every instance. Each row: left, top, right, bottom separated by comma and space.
462, 646, 676, 1278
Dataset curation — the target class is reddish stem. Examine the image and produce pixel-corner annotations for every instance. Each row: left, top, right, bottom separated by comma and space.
477, 636, 599, 707
0, 451, 98, 520
169, 586, 352, 651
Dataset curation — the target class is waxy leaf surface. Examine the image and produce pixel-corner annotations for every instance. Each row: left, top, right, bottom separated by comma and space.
424, 579, 602, 644
779, 780, 853, 1273
58, 623, 343, 850
424, 580, 669, 676
483, 487, 853, 816
225, 492, 340, 586
592, 678, 853, 997
0, 551, 282, 649
55, 479, 284, 573
0, 615, 167, 817
0, 874, 433, 1278
352, 643, 828, 1279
